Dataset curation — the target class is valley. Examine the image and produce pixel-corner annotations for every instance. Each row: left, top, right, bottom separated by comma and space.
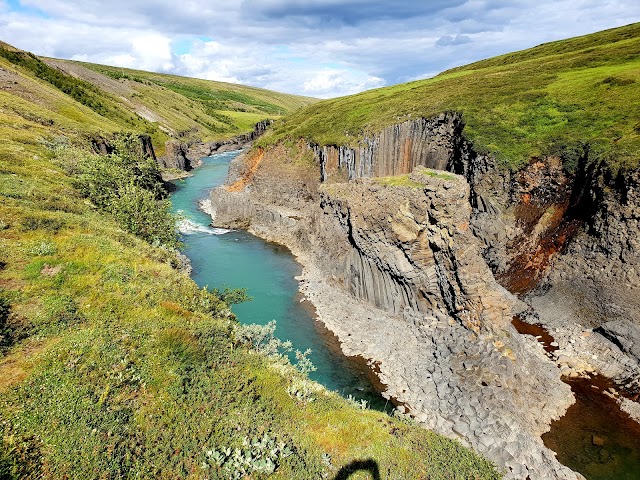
1, 20, 639, 480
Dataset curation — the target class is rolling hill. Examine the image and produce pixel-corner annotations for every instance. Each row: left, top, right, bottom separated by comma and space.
0, 40, 316, 158
259, 22, 640, 171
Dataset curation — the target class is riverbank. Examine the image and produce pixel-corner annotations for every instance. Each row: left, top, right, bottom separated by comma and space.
239, 219, 578, 479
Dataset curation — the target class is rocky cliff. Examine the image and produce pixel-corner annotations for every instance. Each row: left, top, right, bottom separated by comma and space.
307, 115, 640, 392
91, 133, 156, 160
311, 113, 465, 181
209, 114, 639, 479
159, 119, 274, 171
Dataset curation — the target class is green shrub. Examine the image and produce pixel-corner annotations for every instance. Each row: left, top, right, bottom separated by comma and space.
56, 139, 179, 248
202, 433, 293, 479
235, 321, 316, 374
212, 287, 251, 305
27, 241, 57, 256
108, 183, 177, 247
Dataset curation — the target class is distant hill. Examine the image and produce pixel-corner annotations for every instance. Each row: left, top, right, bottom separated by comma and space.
261, 23, 640, 170
0, 40, 316, 156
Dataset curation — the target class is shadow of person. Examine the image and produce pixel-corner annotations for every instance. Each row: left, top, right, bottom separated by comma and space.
334, 458, 381, 480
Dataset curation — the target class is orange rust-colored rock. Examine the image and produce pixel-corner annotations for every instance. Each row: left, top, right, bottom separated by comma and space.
226, 148, 264, 192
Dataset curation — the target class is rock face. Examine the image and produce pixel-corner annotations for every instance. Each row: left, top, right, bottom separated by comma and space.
311, 113, 640, 392
597, 321, 640, 364
91, 134, 156, 160
318, 171, 514, 334
312, 113, 466, 181
160, 139, 191, 170
211, 145, 577, 479
159, 119, 274, 171
209, 113, 639, 479
138, 134, 156, 162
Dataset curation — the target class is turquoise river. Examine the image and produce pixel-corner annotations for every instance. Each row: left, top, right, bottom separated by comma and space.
170, 150, 385, 408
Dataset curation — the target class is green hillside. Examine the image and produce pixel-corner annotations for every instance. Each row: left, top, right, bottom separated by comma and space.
260, 23, 640, 170
0, 42, 498, 478
0, 41, 316, 157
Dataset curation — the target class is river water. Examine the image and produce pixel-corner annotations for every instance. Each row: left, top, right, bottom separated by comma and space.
170, 150, 385, 408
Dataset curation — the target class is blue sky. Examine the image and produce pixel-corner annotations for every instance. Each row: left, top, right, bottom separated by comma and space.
1, 0, 639, 98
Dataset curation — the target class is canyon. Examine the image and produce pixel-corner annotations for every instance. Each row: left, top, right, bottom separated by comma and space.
158, 120, 274, 172
209, 113, 640, 479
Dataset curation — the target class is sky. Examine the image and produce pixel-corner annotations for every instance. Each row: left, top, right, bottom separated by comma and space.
1, 1, 639, 98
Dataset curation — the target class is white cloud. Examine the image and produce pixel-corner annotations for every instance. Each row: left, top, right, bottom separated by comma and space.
130, 33, 174, 72
1, 0, 639, 97
302, 69, 384, 98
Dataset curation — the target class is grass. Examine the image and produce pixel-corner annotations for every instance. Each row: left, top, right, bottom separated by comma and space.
81, 61, 318, 142
374, 167, 458, 187
0, 39, 316, 162
0, 43, 499, 479
416, 167, 457, 181
258, 22, 640, 171
374, 174, 424, 188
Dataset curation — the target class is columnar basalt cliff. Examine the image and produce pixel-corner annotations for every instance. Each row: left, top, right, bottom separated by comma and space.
209, 114, 639, 479
312, 113, 466, 181
318, 172, 516, 333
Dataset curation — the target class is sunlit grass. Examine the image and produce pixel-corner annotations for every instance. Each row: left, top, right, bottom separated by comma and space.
259, 23, 640, 171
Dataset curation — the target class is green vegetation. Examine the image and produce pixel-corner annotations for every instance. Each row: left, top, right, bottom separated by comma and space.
375, 174, 425, 188
161, 81, 288, 116
83, 61, 317, 143
0, 41, 498, 479
0, 40, 315, 163
57, 135, 179, 247
0, 46, 109, 115
0, 45, 159, 136
374, 168, 456, 188
259, 23, 640, 170
416, 166, 457, 181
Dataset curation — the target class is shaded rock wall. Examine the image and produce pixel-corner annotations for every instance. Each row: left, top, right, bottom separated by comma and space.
91, 134, 156, 161
160, 139, 191, 170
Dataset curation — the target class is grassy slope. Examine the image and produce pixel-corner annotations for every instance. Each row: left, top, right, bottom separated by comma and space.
69, 61, 317, 144
0, 45, 498, 478
0, 40, 316, 158
260, 23, 640, 170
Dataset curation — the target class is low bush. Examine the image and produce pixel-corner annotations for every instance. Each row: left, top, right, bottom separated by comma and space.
56, 136, 179, 248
